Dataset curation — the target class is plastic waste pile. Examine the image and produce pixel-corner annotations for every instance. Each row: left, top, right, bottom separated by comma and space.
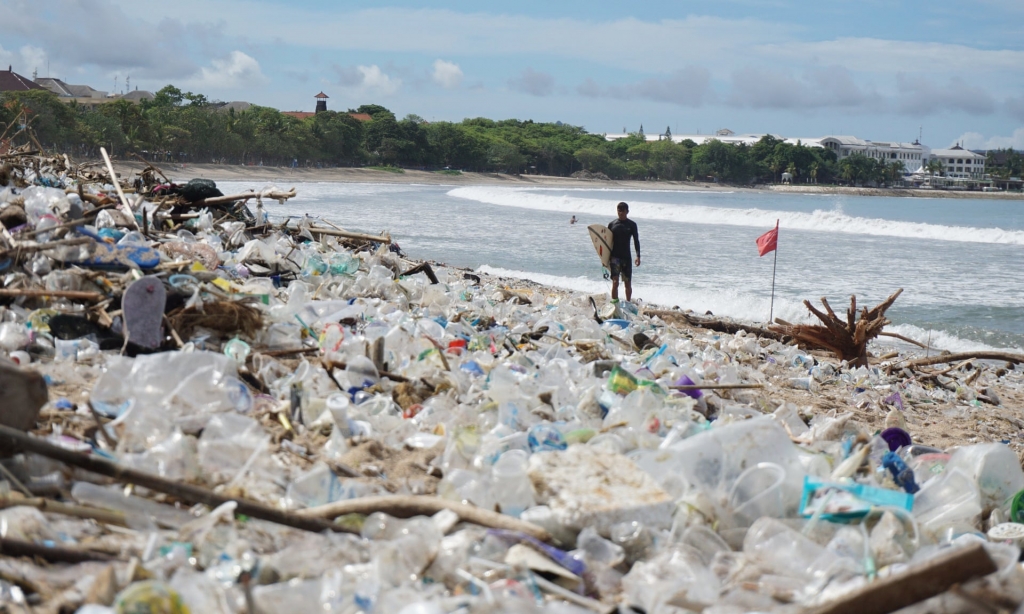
1, 149, 1024, 613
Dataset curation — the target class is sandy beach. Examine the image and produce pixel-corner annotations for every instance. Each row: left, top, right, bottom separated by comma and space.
113, 161, 1024, 200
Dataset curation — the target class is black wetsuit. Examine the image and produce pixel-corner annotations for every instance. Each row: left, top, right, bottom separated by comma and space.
607, 218, 640, 280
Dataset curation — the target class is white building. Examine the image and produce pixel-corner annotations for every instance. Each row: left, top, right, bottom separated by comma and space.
927, 145, 986, 179
808, 136, 928, 173
603, 130, 928, 172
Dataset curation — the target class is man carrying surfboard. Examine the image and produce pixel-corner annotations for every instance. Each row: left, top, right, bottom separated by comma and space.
608, 202, 640, 302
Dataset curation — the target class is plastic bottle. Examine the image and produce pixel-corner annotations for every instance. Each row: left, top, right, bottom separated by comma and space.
490, 449, 535, 517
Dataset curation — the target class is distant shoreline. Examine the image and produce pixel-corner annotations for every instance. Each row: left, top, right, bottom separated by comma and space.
112, 161, 1024, 200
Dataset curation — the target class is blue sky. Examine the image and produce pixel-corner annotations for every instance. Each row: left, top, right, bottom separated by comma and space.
2, 1, 1022, 149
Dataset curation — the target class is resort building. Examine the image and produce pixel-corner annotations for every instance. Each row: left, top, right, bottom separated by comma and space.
928, 144, 986, 179
604, 129, 928, 172
808, 136, 928, 173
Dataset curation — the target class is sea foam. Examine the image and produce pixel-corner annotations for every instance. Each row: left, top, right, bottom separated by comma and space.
450, 187, 1024, 245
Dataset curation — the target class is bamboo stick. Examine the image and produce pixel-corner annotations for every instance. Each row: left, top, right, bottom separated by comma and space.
99, 147, 139, 231
298, 495, 553, 543
307, 225, 392, 244
0, 288, 104, 301
0, 424, 347, 535
902, 351, 1024, 369
196, 189, 297, 207
0, 536, 118, 563
0, 494, 127, 526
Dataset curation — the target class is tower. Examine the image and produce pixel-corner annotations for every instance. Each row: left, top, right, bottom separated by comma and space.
315, 91, 329, 114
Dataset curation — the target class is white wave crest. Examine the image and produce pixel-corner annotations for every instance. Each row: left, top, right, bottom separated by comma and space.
450, 187, 1024, 245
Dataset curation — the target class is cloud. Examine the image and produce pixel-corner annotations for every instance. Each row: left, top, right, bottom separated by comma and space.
508, 68, 554, 97
0, 0, 199, 79
577, 67, 714, 107
1007, 96, 1024, 122
431, 59, 463, 89
120, 3, 794, 75
954, 128, 1024, 150
728, 65, 881, 110
187, 51, 268, 89
0, 44, 47, 75
333, 64, 401, 96
759, 38, 1024, 77
895, 74, 997, 116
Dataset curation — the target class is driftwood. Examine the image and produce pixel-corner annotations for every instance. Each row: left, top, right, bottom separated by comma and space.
307, 225, 392, 244
0, 424, 348, 535
645, 309, 789, 342
806, 542, 996, 614
400, 262, 439, 284
0, 288, 105, 301
298, 494, 554, 543
196, 188, 297, 207
771, 289, 903, 367
0, 536, 118, 563
0, 236, 93, 259
900, 351, 1024, 370
0, 494, 126, 526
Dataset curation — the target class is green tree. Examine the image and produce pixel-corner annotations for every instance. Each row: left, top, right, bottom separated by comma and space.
574, 147, 611, 173
488, 141, 526, 174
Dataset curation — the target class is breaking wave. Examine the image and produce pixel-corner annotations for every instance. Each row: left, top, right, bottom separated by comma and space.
450, 187, 1024, 245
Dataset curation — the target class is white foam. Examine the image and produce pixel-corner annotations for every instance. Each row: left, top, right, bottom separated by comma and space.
886, 323, 1024, 354
477, 265, 813, 325
450, 187, 1024, 245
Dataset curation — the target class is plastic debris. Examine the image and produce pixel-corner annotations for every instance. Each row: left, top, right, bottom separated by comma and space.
0, 147, 1023, 613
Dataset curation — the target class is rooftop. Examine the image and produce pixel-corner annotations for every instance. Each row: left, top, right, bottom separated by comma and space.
0, 67, 46, 93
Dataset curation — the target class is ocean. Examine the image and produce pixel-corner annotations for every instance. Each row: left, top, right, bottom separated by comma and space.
219, 181, 1024, 353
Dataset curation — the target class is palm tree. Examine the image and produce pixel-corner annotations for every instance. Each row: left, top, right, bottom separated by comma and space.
889, 160, 907, 185
925, 158, 943, 176
810, 162, 819, 184
786, 162, 798, 183
769, 160, 782, 184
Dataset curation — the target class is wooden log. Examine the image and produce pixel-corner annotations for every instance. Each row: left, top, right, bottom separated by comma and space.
645, 309, 788, 342
0, 424, 348, 535
298, 494, 554, 543
878, 331, 931, 350
806, 542, 996, 614
902, 351, 1024, 370
0, 288, 104, 301
196, 189, 297, 207
0, 494, 127, 526
307, 225, 392, 244
0, 236, 93, 259
0, 536, 118, 563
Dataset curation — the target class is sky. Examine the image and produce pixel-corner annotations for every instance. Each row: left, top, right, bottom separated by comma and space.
2, 0, 1023, 150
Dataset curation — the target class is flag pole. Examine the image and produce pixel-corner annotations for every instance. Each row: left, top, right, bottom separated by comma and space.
769, 219, 778, 324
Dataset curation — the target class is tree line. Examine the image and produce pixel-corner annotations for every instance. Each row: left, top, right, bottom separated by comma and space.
0, 84, 899, 185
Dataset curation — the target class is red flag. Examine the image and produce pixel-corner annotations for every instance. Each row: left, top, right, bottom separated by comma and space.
756, 221, 779, 257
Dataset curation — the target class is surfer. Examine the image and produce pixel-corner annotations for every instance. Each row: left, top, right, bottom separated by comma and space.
608, 202, 640, 302
570, 215, 577, 225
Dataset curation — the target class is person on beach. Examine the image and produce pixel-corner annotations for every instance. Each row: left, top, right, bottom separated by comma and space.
570, 215, 577, 225
608, 202, 640, 302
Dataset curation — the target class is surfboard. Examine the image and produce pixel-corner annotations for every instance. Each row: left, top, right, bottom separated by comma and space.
588, 224, 614, 268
